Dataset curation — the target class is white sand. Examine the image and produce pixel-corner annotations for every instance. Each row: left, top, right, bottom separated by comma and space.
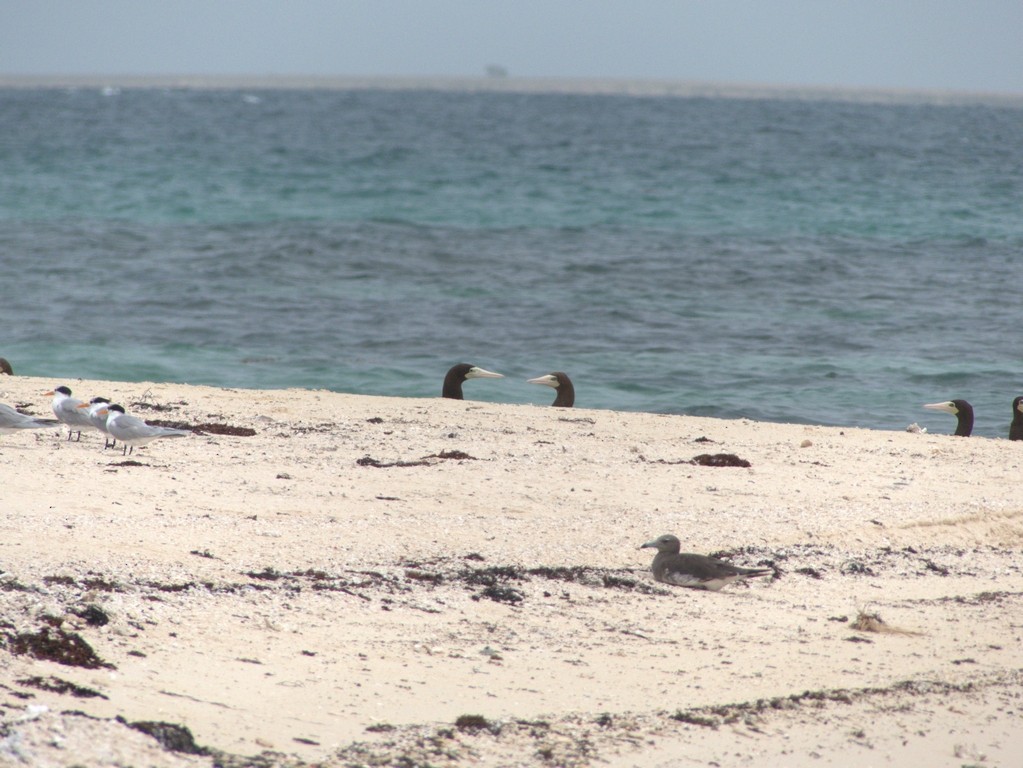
2, 374, 1021, 767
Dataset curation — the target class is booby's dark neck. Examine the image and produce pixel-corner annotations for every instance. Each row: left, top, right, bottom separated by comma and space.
953, 401, 974, 437
442, 364, 470, 400
551, 373, 575, 408
1010, 398, 1023, 440
442, 374, 464, 400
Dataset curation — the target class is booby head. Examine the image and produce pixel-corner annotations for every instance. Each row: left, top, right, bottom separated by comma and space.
923, 399, 974, 437
527, 371, 575, 408
639, 534, 682, 554
442, 363, 504, 400
1009, 397, 1023, 441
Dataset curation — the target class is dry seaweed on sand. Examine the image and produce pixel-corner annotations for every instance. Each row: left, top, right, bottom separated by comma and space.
147, 418, 256, 436
4, 626, 116, 669
639, 452, 752, 467
357, 450, 480, 467
691, 452, 752, 468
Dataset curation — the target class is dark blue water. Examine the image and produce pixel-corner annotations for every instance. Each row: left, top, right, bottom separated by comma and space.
2, 86, 1022, 435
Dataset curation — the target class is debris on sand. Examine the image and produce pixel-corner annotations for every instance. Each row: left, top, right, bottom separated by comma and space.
850, 608, 922, 636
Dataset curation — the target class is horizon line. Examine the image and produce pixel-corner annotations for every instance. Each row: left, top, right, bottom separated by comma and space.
2, 73, 1021, 106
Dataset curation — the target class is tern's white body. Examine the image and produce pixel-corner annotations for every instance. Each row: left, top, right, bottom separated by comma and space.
79, 397, 115, 448
101, 405, 189, 455
47, 386, 92, 440
0, 403, 60, 435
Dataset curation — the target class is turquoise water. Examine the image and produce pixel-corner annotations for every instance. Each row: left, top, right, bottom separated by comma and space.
2, 86, 1022, 435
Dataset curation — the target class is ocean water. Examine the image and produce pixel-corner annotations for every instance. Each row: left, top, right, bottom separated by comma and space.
2, 84, 1022, 436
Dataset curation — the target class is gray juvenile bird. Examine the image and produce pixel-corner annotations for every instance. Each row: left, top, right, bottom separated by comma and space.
640, 534, 773, 591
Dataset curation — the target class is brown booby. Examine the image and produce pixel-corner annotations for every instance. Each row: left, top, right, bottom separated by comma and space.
442, 363, 504, 400
640, 534, 773, 591
1010, 397, 1023, 441
923, 399, 974, 437
527, 371, 574, 408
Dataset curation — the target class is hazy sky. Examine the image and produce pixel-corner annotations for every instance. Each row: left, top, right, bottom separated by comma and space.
3, 1, 1022, 93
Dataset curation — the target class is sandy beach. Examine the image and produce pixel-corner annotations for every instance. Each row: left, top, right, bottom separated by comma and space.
1, 374, 1021, 767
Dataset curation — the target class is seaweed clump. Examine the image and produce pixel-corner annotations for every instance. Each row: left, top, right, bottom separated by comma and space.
5, 627, 114, 669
